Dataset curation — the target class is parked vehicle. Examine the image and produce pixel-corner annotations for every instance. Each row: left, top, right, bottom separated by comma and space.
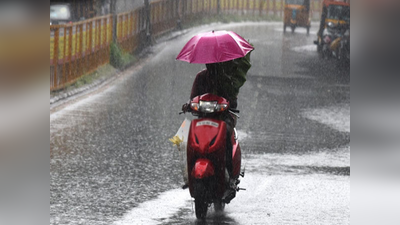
182, 93, 244, 219
324, 1, 350, 28
320, 22, 338, 59
328, 23, 350, 62
315, 0, 350, 53
283, 0, 311, 34
318, 22, 350, 63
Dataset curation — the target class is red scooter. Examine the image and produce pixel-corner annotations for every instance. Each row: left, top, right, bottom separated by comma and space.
181, 93, 244, 219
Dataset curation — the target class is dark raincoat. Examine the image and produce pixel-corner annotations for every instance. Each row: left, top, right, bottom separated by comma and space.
189, 50, 253, 109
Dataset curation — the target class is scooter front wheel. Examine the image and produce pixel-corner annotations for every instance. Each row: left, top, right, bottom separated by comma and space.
195, 198, 208, 219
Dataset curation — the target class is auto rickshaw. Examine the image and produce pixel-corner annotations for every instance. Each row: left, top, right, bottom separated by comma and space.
314, 0, 350, 52
283, 0, 311, 34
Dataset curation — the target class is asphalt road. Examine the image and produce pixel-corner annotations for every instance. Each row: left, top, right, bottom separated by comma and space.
50, 21, 350, 225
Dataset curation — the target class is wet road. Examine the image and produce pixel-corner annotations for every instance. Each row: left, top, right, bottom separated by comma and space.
50, 22, 350, 224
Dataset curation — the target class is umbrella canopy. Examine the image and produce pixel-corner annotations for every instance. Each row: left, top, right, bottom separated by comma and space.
176, 30, 254, 64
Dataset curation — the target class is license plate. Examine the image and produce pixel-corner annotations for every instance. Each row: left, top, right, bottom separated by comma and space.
196, 120, 219, 128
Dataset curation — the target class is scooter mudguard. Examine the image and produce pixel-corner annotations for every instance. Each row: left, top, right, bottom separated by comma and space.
192, 158, 215, 179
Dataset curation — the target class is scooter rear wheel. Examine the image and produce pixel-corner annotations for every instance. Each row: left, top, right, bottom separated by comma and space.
195, 198, 208, 219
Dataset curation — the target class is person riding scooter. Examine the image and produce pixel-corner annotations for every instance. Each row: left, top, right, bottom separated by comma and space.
175, 30, 253, 217
182, 54, 252, 193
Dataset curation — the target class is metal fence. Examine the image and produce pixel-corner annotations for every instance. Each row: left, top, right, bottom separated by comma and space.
219, 0, 322, 18
116, 8, 149, 54
50, 0, 323, 91
50, 15, 113, 91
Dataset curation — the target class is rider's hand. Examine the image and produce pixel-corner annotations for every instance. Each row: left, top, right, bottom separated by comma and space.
182, 103, 189, 113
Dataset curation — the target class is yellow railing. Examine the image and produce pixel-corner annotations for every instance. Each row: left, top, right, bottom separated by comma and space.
116, 9, 144, 53
50, 0, 323, 91
50, 15, 113, 91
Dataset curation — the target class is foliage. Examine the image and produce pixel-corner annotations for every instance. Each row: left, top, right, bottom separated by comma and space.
62, 64, 117, 92
110, 42, 124, 69
110, 42, 137, 70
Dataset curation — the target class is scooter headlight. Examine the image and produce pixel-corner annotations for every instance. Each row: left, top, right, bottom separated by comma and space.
192, 101, 228, 113
199, 101, 217, 113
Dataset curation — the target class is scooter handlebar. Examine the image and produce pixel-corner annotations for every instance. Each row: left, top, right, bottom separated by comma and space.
229, 108, 240, 113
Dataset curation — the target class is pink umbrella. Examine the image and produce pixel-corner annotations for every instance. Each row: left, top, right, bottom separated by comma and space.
176, 30, 253, 64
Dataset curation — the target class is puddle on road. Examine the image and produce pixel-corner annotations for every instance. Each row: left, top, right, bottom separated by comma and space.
302, 104, 350, 133
229, 173, 350, 225
291, 44, 317, 53
113, 189, 191, 225
111, 142, 350, 225
243, 145, 350, 176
